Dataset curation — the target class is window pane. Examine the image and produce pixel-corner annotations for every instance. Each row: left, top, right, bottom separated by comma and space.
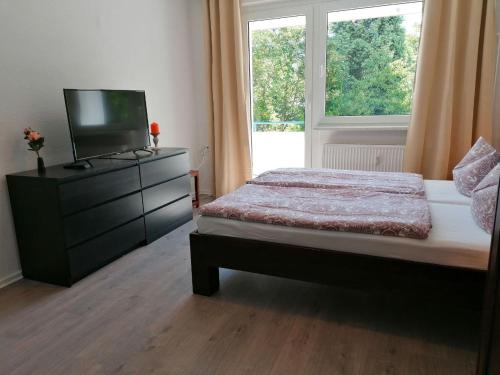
325, 2, 422, 117
249, 16, 306, 175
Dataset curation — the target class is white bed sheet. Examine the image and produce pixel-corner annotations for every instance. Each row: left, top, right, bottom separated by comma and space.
424, 180, 471, 205
197, 202, 491, 270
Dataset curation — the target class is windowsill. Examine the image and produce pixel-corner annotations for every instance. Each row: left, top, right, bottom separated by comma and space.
313, 124, 409, 131
313, 115, 411, 130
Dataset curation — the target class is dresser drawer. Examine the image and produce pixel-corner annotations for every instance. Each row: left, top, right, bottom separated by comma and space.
143, 174, 190, 213
140, 152, 189, 188
64, 192, 143, 247
145, 195, 192, 243
68, 218, 145, 282
59, 166, 141, 215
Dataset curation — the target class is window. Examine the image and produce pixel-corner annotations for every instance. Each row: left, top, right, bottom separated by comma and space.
249, 16, 307, 175
243, 0, 423, 172
324, 3, 422, 118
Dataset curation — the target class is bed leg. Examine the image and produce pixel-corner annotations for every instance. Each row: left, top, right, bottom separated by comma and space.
190, 233, 220, 296
191, 264, 219, 296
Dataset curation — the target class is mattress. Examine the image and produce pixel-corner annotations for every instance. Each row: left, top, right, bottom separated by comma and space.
424, 180, 471, 205
197, 202, 491, 271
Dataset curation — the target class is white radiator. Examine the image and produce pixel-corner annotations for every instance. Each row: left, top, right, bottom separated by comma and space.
322, 144, 405, 172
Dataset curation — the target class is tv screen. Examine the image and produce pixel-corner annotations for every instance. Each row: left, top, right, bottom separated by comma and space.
64, 89, 150, 160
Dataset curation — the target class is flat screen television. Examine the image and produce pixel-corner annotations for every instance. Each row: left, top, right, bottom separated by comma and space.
64, 89, 150, 161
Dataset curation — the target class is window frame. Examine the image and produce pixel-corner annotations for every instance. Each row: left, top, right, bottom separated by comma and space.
243, 0, 423, 131
313, 0, 422, 130
243, 4, 314, 168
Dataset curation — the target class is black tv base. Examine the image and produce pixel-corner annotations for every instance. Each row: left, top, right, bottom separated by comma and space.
63, 149, 154, 169
133, 148, 154, 157
102, 148, 156, 161
63, 159, 94, 170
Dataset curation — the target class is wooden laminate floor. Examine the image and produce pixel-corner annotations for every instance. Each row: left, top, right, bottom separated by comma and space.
0, 202, 481, 375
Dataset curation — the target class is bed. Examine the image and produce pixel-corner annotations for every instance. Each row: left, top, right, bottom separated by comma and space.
197, 202, 489, 271
190, 171, 490, 299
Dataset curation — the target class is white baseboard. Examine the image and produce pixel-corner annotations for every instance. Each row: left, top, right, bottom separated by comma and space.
0, 271, 22, 289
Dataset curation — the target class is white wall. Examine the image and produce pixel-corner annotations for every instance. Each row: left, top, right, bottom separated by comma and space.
0, 0, 206, 287
188, 0, 214, 195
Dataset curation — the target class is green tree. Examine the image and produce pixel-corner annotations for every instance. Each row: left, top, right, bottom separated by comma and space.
325, 16, 418, 116
250, 16, 420, 128
251, 26, 306, 125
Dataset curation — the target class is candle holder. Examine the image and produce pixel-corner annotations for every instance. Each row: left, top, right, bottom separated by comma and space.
151, 132, 160, 150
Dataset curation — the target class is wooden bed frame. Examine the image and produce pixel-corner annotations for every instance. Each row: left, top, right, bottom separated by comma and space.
190, 231, 485, 301
190, 186, 500, 375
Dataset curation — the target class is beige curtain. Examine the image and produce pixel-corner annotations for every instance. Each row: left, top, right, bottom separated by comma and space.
404, 0, 497, 179
204, 0, 252, 197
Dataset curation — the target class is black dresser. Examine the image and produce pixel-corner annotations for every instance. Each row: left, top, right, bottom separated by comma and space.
6, 148, 192, 286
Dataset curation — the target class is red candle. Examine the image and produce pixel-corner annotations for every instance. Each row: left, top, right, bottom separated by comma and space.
150, 122, 160, 135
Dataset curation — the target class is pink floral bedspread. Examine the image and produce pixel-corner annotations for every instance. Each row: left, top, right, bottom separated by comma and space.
249, 168, 426, 196
200, 184, 431, 239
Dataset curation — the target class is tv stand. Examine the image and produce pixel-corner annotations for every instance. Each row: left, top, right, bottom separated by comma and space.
7, 148, 192, 286
63, 159, 94, 170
